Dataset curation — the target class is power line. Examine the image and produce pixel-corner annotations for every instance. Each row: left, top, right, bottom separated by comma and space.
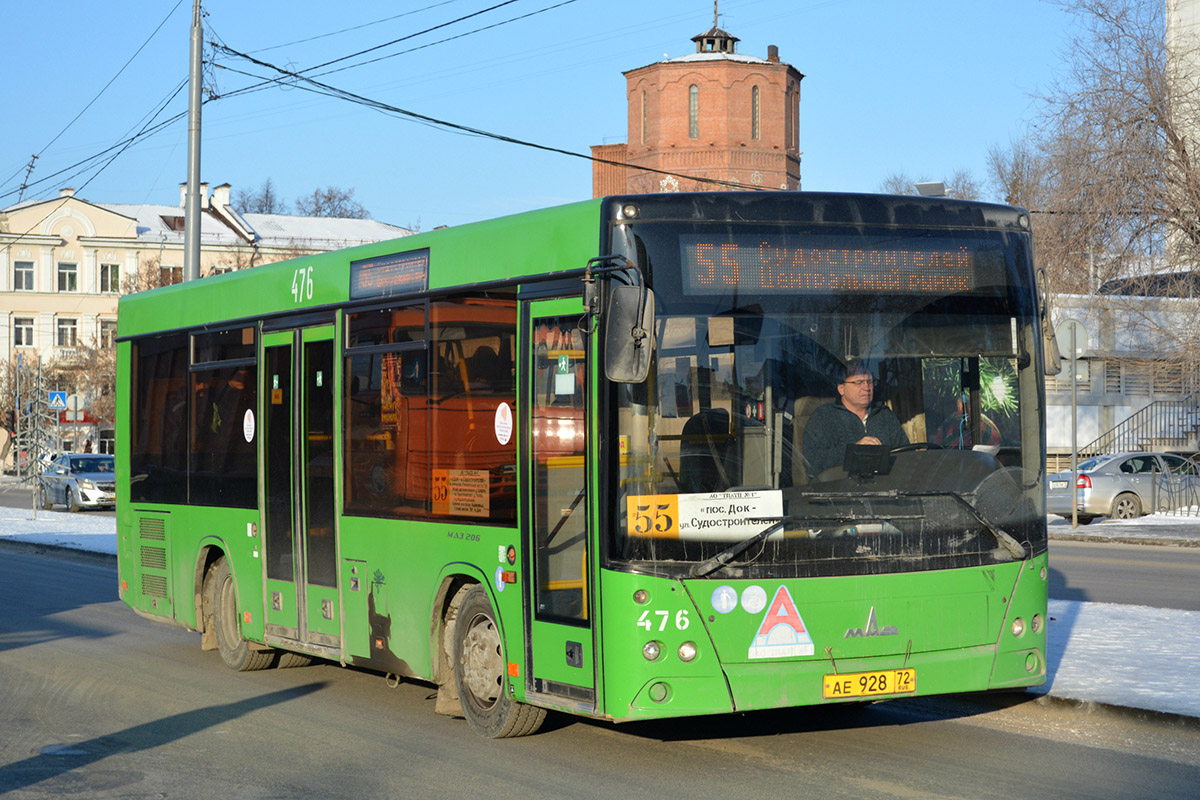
247, 0, 468, 54
212, 44, 769, 193
0, 0, 187, 196
207, 0, 540, 101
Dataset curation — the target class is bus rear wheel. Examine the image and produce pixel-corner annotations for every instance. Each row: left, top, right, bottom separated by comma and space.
452, 585, 546, 738
211, 557, 273, 672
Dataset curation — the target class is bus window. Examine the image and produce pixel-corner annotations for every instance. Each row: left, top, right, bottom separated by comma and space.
130, 333, 189, 504
428, 297, 517, 522
189, 363, 257, 507
343, 295, 517, 523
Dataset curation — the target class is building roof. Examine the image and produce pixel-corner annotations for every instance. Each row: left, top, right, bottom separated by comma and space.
97, 202, 411, 250
2, 186, 412, 251
665, 51, 773, 65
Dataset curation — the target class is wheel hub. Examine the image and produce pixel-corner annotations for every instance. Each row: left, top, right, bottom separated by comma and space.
460, 614, 503, 707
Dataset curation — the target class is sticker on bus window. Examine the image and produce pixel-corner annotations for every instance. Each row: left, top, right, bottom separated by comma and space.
243, 409, 255, 443
494, 402, 513, 445
626, 490, 783, 540
432, 469, 490, 517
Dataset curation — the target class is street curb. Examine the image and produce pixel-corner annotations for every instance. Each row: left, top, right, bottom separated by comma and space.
1029, 692, 1200, 727
0, 537, 117, 565
1048, 532, 1200, 547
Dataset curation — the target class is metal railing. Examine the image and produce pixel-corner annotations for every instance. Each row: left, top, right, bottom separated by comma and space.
1078, 397, 1200, 458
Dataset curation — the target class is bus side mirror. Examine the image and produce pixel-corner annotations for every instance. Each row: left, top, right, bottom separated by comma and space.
1042, 312, 1061, 376
605, 285, 655, 383
1036, 267, 1061, 376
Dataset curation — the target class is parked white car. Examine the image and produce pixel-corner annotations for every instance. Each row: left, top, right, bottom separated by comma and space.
1046, 451, 1200, 523
38, 453, 116, 511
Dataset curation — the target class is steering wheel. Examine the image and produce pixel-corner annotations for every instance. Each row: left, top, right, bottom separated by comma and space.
890, 442, 942, 453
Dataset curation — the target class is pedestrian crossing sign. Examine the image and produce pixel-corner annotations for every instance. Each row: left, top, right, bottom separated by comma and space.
49, 391, 67, 411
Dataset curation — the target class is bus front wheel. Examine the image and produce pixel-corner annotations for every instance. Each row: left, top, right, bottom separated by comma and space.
452, 585, 546, 738
211, 557, 274, 672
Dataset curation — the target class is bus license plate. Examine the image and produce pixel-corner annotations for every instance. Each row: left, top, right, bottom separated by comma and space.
823, 668, 916, 699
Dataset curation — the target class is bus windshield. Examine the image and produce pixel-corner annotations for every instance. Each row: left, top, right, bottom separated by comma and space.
609, 218, 1046, 580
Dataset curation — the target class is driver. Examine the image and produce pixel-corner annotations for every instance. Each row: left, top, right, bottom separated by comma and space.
802, 361, 909, 477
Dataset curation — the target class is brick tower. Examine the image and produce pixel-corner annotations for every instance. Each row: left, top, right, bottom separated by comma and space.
591, 12, 803, 196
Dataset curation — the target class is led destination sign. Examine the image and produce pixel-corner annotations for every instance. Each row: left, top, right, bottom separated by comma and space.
350, 248, 430, 299
681, 235, 996, 295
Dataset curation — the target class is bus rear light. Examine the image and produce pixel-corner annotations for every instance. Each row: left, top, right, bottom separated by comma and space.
1076, 474, 1092, 489
1011, 617, 1026, 638
633, 590, 649, 605
642, 641, 662, 661
1031, 614, 1044, 634
678, 642, 697, 662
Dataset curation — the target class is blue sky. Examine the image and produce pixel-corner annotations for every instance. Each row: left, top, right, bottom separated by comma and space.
0, 0, 1076, 229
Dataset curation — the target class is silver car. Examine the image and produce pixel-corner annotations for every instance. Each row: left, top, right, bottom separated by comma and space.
1046, 451, 1200, 523
39, 453, 116, 512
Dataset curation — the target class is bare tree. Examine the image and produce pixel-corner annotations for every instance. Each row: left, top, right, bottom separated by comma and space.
71, 338, 117, 428
987, 138, 1047, 208
877, 169, 984, 199
294, 186, 369, 219
1012, 0, 1200, 381
233, 178, 287, 215
122, 255, 181, 295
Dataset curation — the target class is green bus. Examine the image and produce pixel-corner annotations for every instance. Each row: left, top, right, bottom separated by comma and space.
116, 192, 1052, 738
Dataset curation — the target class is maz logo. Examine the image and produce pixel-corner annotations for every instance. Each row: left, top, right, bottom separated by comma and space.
844, 606, 898, 638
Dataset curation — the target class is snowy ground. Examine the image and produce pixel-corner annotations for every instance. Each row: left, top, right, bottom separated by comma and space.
1, 507, 1198, 718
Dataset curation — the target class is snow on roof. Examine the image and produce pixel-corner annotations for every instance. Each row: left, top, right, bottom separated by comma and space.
96, 203, 410, 249
242, 211, 411, 249
664, 51, 772, 65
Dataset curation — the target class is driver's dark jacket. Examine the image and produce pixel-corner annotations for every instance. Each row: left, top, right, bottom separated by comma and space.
801, 401, 909, 477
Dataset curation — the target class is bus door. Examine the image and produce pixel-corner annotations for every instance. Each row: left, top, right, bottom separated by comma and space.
261, 325, 340, 653
520, 297, 596, 711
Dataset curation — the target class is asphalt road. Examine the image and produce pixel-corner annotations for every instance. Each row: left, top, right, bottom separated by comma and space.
1047, 539, 1200, 611
0, 483, 115, 517
1, 547, 1198, 799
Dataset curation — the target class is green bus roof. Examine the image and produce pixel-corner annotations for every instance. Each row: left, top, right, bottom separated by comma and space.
117, 197, 604, 338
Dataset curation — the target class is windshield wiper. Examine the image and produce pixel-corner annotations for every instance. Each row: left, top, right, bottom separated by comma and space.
802, 489, 1028, 560
690, 517, 798, 578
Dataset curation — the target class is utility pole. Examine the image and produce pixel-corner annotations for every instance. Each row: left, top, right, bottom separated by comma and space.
17, 154, 37, 203
183, 0, 203, 282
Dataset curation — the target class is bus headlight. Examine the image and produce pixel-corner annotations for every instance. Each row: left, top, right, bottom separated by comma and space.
1031, 614, 1043, 634
678, 642, 697, 662
642, 641, 662, 661
1011, 617, 1026, 638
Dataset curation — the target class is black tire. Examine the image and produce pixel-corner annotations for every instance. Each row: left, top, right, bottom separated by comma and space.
275, 651, 314, 669
212, 557, 274, 671
39, 485, 52, 510
1075, 515, 1096, 525
452, 585, 546, 738
67, 488, 80, 513
1109, 492, 1142, 520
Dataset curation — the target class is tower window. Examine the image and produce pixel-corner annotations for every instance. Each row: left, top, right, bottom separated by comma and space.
641, 90, 647, 145
689, 85, 699, 139
751, 86, 760, 140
